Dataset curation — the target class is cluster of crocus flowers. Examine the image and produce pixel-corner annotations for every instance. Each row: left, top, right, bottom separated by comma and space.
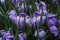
47, 13, 58, 36
0, 30, 15, 40
0, 30, 26, 40
0, 0, 58, 40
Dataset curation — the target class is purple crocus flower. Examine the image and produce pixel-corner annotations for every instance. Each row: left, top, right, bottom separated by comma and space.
49, 26, 58, 36
26, 16, 32, 27
8, 10, 17, 24
38, 29, 46, 40
19, 32, 26, 40
16, 13, 26, 31
32, 12, 40, 29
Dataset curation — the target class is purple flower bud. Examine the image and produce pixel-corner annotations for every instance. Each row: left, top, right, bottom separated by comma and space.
26, 16, 32, 27
16, 13, 26, 31
32, 16, 40, 29
38, 29, 45, 40
8, 10, 17, 24
19, 32, 26, 40
49, 26, 58, 36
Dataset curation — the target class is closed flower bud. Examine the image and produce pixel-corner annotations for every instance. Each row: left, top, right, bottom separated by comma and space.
26, 16, 32, 27
32, 12, 40, 29
17, 13, 26, 31
19, 32, 26, 40
8, 10, 17, 24
38, 29, 45, 40
49, 26, 58, 36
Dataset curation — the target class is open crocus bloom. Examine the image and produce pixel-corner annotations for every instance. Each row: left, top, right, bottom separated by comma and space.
49, 26, 58, 36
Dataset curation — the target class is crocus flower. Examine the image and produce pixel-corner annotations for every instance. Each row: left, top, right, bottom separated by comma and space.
38, 29, 46, 40
19, 32, 26, 40
49, 26, 58, 36
26, 16, 32, 27
8, 10, 17, 24
32, 12, 40, 29
17, 13, 26, 31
